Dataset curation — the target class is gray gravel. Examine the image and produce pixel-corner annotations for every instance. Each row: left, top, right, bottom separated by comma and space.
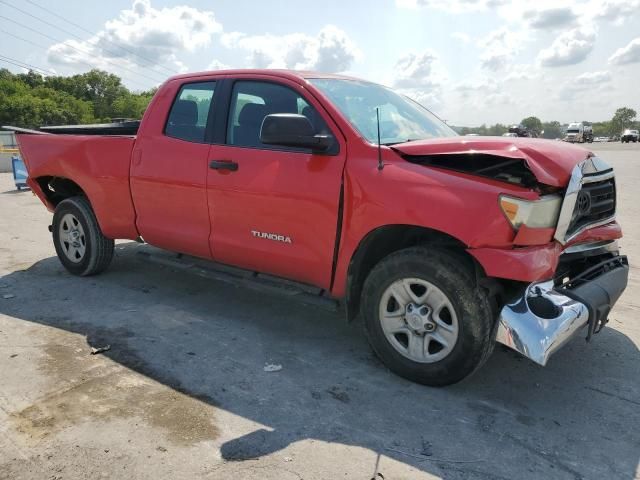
0, 141, 638, 480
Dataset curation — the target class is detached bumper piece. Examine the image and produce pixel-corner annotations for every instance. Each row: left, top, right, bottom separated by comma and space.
496, 255, 628, 365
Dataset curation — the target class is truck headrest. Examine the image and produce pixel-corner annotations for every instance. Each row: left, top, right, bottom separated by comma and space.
238, 103, 268, 127
171, 100, 199, 126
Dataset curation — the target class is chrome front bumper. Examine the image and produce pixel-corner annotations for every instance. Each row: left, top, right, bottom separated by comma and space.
496, 255, 629, 366
496, 281, 589, 365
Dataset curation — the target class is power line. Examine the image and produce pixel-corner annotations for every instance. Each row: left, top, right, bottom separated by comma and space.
0, 54, 57, 75
0, 29, 151, 89
0, 14, 164, 85
1, 0, 175, 78
23, 0, 178, 75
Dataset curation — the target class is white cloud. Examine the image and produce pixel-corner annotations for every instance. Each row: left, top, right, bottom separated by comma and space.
207, 60, 230, 71
593, 0, 640, 24
504, 64, 541, 81
451, 32, 471, 43
392, 0, 639, 124
522, 7, 577, 29
452, 78, 515, 116
398, 0, 639, 30
575, 70, 612, 85
455, 78, 500, 97
479, 28, 525, 71
609, 38, 640, 65
538, 25, 596, 67
221, 25, 360, 72
392, 50, 446, 107
394, 51, 440, 89
556, 70, 612, 101
48, 0, 221, 75
396, 0, 506, 13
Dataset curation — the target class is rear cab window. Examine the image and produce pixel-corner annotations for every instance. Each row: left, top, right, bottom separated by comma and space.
165, 81, 216, 143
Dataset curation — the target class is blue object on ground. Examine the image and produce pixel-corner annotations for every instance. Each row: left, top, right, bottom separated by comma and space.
11, 155, 29, 190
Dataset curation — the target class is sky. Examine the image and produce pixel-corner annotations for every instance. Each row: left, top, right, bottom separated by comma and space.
1, 0, 640, 126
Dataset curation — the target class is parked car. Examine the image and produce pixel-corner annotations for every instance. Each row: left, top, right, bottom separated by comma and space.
6, 69, 628, 386
621, 129, 639, 143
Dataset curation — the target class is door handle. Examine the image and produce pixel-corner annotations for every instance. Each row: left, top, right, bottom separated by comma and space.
209, 160, 238, 171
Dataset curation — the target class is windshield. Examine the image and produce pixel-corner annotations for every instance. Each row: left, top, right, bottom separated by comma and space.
309, 78, 456, 145
567, 129, 579, 133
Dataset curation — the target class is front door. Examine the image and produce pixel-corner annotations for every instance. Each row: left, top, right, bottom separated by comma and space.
207, 78, 346, 288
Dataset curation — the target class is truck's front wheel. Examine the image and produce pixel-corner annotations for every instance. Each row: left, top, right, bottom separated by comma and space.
361, 247, 496, 386
52, 197, 114, 276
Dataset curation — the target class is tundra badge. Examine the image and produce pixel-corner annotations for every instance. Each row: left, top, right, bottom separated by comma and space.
251, 230, 292, 244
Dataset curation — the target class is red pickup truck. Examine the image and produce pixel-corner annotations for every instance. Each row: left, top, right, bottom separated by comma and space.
8, 69, 628, 386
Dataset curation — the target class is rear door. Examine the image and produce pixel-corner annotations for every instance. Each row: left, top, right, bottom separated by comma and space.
131, 80, 217, 258
206, 77, 346, 288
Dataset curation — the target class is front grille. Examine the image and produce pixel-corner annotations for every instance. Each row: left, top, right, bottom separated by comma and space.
567, 177, 616, 236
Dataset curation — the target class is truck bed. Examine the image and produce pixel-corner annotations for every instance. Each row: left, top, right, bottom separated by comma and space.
2, 121, 140, 136
14, 132, 139, 240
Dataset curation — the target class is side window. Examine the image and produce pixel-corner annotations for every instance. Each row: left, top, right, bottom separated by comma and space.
227, 81, 329, 149
165, 81, 215, 143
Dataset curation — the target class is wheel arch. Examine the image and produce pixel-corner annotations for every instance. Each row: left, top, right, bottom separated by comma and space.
34, 175, 89, 207
344, 224, 488, 322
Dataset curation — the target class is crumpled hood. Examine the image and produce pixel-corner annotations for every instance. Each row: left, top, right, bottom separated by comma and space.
391, 137, 592, 187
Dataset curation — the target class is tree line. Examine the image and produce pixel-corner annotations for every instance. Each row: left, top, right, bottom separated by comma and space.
455, 109, 638, 138
1, 68, 638, 136
0, 68, 156, 128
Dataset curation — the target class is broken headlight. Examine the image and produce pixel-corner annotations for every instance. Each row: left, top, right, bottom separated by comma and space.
499, 194, 562, 229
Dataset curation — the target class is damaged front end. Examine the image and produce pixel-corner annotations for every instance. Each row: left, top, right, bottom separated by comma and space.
497, 245, 628, 365
393, 140, 628, 365
496, 157, 627, 365
400, 152, 541, 188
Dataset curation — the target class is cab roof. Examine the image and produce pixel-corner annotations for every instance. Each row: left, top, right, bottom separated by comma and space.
167, 69, 363, 84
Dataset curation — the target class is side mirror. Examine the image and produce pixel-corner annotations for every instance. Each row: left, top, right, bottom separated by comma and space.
260, 114, 332, 152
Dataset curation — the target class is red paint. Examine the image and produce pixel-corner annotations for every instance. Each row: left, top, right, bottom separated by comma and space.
202, 74, 347, 287
18, 134, 138, 239
392, 137, 594, 187
130, 78, 212, 259
15, 69, 624, 297
513, 225, 555, 246
565, 222, 622, 247
467, 243, 563, 283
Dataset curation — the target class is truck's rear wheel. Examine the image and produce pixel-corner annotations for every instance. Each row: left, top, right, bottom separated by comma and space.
361, 247, 496, 386
52, 197, 114, 276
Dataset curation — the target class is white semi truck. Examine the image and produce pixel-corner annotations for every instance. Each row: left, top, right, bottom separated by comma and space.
564, 122, 593, 143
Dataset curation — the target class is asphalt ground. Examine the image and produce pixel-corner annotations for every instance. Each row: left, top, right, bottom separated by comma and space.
0, 141, 638, 480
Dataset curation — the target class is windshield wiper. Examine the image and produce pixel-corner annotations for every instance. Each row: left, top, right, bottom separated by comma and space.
381, 138, 422, 146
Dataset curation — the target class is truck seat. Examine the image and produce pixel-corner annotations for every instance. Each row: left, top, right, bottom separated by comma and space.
234, 103, 268, 147
166, 99, 205, 142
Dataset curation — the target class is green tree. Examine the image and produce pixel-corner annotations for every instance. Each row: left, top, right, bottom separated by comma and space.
17, 70, 44, 88
611, 107, 637, 134
592, 121, 613, 137
541, 121, 563, 139
111, 92, 153, 120
45, 69, 128, 120
520, 116, 543, 135
0, 68, 157, 127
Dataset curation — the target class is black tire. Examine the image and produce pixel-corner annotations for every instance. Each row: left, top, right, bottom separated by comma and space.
361, 247, 496, 386
52, 196, 114, 276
